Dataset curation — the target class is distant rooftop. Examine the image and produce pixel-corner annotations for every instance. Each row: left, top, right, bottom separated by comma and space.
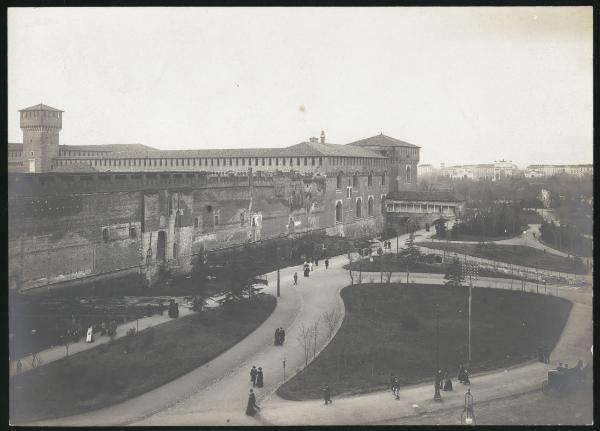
19, 103, 64, 112
347, 133, 420, 149
387, 190, 463, 202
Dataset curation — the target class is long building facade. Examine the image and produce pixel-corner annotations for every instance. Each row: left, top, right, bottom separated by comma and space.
8, 104, 462, 292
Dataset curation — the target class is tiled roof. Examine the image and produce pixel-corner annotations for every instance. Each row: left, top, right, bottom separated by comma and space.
284, 141, 385, 158
58, 144, 157, 153
386, 190, 464, 202
53, 142, 386, 159
347, 133, 420, 149
51, 163, 98, 173
19, 103, 64, 112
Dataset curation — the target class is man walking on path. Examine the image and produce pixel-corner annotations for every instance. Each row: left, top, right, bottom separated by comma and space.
293, 272, 298, 285
325, 258, 329, 269
322, 385, 332, 405
274, 328, 281, 346
250, 365, 258, 387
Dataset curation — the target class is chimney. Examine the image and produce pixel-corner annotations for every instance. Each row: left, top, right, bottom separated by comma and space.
320, 130, 325, 144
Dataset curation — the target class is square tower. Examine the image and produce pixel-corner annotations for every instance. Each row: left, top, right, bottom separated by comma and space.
19, 104, 63, 173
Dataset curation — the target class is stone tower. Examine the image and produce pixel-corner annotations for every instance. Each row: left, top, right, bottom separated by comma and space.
19, 104, 63, 173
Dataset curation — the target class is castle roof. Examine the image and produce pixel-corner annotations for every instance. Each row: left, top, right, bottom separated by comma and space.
347, 133, 420, 149
59, 144, 158, 153
284, 141, 385, 158
19, 103, 64, 112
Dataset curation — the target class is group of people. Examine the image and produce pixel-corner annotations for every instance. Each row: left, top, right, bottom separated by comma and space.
274, 327, 286, 346
436, 369, 454, 391
557, 360, 590, 380
382, 240, 393, 251
246, 366, 265, 416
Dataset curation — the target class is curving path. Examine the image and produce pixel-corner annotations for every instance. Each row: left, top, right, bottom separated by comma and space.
22, 226, 593, 425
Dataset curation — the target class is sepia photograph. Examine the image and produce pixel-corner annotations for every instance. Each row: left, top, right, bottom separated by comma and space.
6, 5, 594, 426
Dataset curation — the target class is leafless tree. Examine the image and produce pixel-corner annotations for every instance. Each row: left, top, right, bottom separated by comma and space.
312, 317, 320, 360
322, 309, 342, 340
297, 323, 312, 367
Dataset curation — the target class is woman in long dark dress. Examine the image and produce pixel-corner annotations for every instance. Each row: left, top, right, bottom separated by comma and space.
256, 367, 264, 388
246, 389, 260, 416
274, 328, 280, 346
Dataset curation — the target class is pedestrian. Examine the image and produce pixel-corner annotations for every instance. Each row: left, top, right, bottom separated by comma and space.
250, 365, 258, 387
293, 272, 298, 285
274, 328, 281, 346
463, 367, 470, 385
304, 265, 310, 277
322, 385, 332, 405
246, 389, 260, 416
325, 258, 329, 269
309, 260, 314, 272
443, 369, 453, 391
16, 359, 22, 374
280, 328, 285, 345
457, 364, 465, 383
256, 367, 264, 388
315, 257, 319, 266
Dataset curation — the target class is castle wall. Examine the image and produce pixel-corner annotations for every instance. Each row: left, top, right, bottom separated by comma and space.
9, 171, 387, 292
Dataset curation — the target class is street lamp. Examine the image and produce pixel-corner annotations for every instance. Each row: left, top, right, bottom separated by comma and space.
461, 260, 479, 364
433, 304, 442, 402
460, 388, 476, 425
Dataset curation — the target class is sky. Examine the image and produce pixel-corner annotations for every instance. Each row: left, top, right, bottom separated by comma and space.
7, 7, 593, 168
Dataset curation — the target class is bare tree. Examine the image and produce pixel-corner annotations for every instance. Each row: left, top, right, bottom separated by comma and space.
297, 323, 312, 367
312, 317, 320, 360
322, 309, 342, 340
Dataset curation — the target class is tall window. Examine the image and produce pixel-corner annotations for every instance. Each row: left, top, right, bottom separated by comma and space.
353, 172, 359, 188
336, 172, 343, 189
406, 166, 411, 183
368, 171, 373, 187
382, 171, 386, 186
335, 201, 343, 223
356, 198, 362, 218
368, 197, 374, 216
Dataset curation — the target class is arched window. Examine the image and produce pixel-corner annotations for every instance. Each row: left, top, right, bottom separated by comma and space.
335, 201, 343, 223
356, 198, 362, 218
406, 166, 411, 183
175, 210, 182, 227
194, 217, 199, 228
173, 243, 178, 260
336, 171, 343, 189
368, 171, 373, 187
368, 196, 374, 216
382, 171, 387, 186
353, 172, 359, 188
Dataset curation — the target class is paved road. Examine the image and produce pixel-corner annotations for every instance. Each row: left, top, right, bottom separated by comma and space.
22, 226, 593, 426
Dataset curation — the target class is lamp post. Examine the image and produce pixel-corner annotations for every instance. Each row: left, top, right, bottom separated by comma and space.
460, 388, 476, 425
462, 260, 479, 364
433, 304, 442, 402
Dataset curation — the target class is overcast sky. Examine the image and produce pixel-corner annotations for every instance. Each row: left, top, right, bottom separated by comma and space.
8, 7, 592, 167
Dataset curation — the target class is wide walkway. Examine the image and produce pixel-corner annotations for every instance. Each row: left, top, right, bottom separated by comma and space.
22, 226, 593, 426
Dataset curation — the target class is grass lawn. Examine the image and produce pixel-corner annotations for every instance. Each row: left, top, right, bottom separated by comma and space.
10, 294, 276, 423
343, 256, 540, 282
277, 284, 571, 401
430, 233, 517, 242
415, 243, 587, 274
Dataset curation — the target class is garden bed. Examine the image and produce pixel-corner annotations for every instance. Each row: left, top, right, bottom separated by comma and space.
415, 243, 587, 274
10, 294, 276, 423
277, 284, 571, 400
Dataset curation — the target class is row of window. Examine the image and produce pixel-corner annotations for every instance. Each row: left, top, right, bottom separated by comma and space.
8, 151, 22, 158
330, 157, 386, 167
61, 150, 108, 157
337, 171, 386, 189
334, 196, 378, 222
22, 111, 61, 119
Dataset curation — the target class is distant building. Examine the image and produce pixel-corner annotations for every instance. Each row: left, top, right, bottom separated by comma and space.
526, 164, 593, 178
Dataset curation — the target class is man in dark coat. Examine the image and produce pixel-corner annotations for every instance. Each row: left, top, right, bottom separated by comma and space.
256, 367, 264, 388
280, 328, 285, 345
246, 389, 260, 416
274, 328, 281, 346
457, 364, 466, 383
250, 365, 258, 387
322, 385, 332, 405
325, 258, 329, 269
293, 272, 298, 285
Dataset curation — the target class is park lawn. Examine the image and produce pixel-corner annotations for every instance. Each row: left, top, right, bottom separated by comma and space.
277, 284, 571, 401
430, 233, 517, 242
415, 243, 587, 274
344, 256, 538, 282
10, 294, 276, 423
